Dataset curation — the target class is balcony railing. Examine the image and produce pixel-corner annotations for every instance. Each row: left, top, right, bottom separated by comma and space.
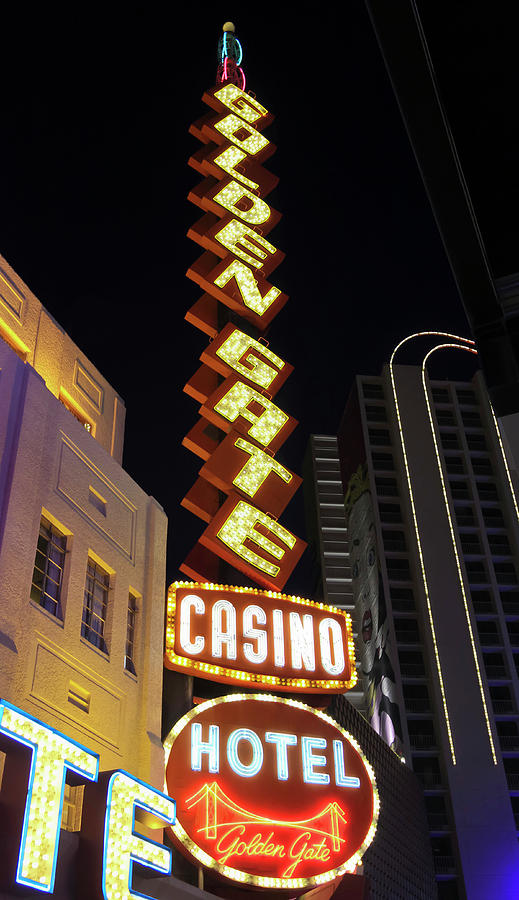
405, 698, 431, 713
395, 630, 421, 645
400, 664, 427, 679
505, 773, 519, 790
427, 814, 449, 831
498, 735, 519, 751
433, 856, 457, 875
492, 700, 516, 714
409, 734, 436, 749
416, 772, 443, 789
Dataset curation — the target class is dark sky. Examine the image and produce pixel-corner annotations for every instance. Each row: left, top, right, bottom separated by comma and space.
1, 2, 518, 593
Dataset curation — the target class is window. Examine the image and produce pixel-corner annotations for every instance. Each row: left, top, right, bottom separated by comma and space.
379, 502, 402, 523
471, 457, 493, 476
383, 529, 407, 552
431, 387, 450, 403
445, 456, 464, 475
371, 451, 394, 471
465, 560, 488, 584
436, 409, 456, 426
455, 506, 475, 527
466, 432, 487, 451
375, 476, 398, 496
449, 480, 470, 500
494, 562, 518, 585
476, 620, 501, 646
460, 532, 481, 554
82, 559, 110, 653
488, 533, 511, 555
386, 557, 411, 581
461, 410, 482, 428
30, 516, 67, 617
125, 592, 138, 675
368, 428, 391, 447
365, 405, 387, 422
482, 506, 504, 528
477, 482, 498, 502
456, 388, 476, 405
362, 382, 384, 399
440, 431, 459, 450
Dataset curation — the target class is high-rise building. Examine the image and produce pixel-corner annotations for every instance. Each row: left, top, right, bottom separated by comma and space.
0, 253, 167, 794
308, 332, 519, 899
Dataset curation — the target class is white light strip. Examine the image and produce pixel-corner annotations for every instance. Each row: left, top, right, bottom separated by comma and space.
421, 343, 497, 766
489, 404, 519, 525
389, 331, 474, 765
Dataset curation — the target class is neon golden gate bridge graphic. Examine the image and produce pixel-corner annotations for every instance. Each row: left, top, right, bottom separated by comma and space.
186, 782, 348, 851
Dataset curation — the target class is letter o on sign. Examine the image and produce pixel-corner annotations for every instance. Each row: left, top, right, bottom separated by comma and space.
164, 694, 379, 890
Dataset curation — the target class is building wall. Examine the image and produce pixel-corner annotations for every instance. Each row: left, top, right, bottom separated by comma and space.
328, 362, 519, 899
0, 255, 125, 463
0, 331, 166, 788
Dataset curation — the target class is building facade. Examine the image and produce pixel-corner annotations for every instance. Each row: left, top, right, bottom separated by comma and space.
0, 254, 167, 794
308, 335, 519, 899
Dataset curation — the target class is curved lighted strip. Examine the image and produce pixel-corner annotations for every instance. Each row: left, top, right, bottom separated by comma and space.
421, 342, 497, 765
489, 405, 519, 525
163, 693, 380, 891
389, 331, 477, 764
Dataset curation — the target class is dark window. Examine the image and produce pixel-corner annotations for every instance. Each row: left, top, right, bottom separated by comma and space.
507, 622, 519, 647
440, 431, 460, 450
465, 560, 488, 583
488, 533, 511, 555
81, 559, 110, 653
386, 557, 411, 581
476, 620, 501, 646
477, 482, 499, 502
483, 651, 506, 678
455, 506, 475, 527
125, 592, 138, 675
466, 432, 487, 451
460, 532, 481, 554
501, 591, 519, 615
494, 562, 518, 585
382, 529, 407, 552
362, 382, 384, 399
368, 428, 390, 446
365, 405, 387, 423
371, 451, 394, 471
456, 388, 477, 405
445, 456, 464, 475
30, 516, 67, 617
471, 457, 493, 476
436, 409, 456, 426
461, 410, 482, 428
431, 387, 450, 403
379, 502, 402, 523
471, 590, 494, 613
391, 587, 415, 611
449, 480, 470, 500
375, 476, 398, 497
482, 506, 505, 527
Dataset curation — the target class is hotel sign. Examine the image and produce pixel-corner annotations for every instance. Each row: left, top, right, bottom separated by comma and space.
164, 694, 378, 891
164, 582, 357, 693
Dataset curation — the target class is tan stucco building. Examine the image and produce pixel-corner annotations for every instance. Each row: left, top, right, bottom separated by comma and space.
0, 253, 167, 791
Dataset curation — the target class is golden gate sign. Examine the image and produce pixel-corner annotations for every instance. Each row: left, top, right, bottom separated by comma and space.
181, 83, 306, 591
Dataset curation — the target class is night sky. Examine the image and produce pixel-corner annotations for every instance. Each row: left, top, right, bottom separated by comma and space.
1, 2, 518, 594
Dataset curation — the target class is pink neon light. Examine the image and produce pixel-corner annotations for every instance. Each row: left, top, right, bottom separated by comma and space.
223, 57, 229, 81
238, 67, 246, 90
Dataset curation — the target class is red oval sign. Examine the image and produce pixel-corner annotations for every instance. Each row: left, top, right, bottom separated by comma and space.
164, 694, 378, 890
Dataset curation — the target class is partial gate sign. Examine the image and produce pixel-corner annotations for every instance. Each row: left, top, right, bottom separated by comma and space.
164, 694, 378, 890
164, 582, 357, 692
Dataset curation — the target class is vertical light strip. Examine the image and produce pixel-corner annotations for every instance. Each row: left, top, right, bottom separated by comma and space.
421, 344, 497, 765
489, 404, 519, 525
389, 331, 475, 764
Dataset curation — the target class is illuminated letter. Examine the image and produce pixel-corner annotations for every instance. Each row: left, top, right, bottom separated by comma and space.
191, 723, 219, 773
302, 737, 330, 786
214, 259, 281, 316
212, 598, 237, 659
213, 146, 259, 190
233, 438, 292, 497
216, 328, 285, 389
213, 180, 271, 225
214, 114, 269, 155
217, 500, 296, 577
242, 604, 267, 664
214, 219, 277, 269
214, 381, 288, 447
289, 613, 316, 671
227, 728, 263, 777
103, 771, 175, 899
319, 618, 345, 677
265, 732, 297, 781
214, 84, 268, 123
272, 609, 285, 666
179, 593, 205, 655
333, 740, 360, 788
0, 700, 99, 893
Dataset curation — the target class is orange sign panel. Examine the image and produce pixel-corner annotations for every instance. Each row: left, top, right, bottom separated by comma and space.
164, 582, 357, 693
164, 694, 378, 890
